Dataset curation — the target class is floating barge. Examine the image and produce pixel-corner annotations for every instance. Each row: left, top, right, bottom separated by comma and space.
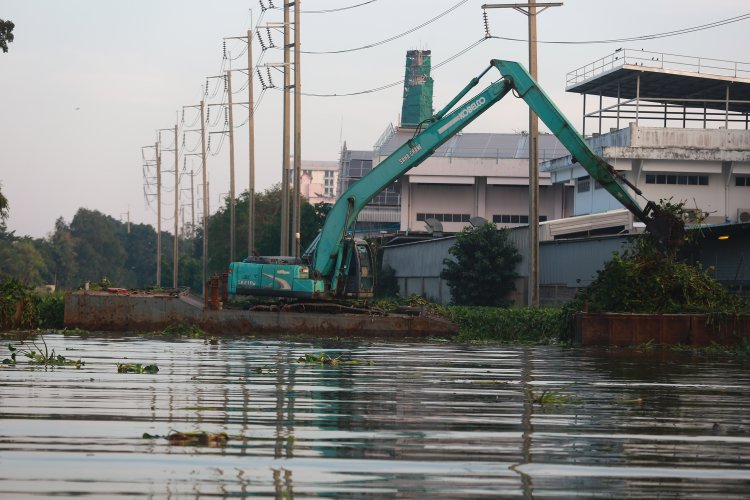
575, 312, 750, 347
63, 289, 458, 338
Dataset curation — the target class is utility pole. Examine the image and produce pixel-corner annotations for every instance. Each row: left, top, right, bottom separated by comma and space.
173, 123, 179, 289
292, 0, 302, 257
156, 141, 162, 288
247, 29, 257, 257
190, 169, 195, 234
482, 1, 562, 307
200, 100, 208, 297
281, 1, 291, 256
227, 69, 237, 263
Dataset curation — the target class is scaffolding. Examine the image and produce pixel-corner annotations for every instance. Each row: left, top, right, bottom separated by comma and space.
400, 50, 434, 128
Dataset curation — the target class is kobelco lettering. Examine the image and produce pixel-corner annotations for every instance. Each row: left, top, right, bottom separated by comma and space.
437, 96, 487, 135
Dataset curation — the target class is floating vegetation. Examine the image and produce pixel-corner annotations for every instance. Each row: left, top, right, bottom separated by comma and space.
254, 365, 277, 374
3, 336, 84, 368
296, 352, 374, 366
117, 363, 159, 374
160, 323, 206, 338
530, 389, 572, 406
297, 352, 341, 365
613, 396, 644, 405
143, 431, 229, 447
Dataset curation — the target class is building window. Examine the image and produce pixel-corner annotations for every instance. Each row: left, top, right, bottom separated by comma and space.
417, 213, 470, 223
645, 174, 708, 186
492, 214, 547, 224
736, 176, 750, 187
577, 177, 590, 193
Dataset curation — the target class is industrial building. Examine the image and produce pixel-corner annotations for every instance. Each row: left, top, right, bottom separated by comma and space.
378, 49, 750, 305
341, 49, 574, 237
542, 49, 750, 226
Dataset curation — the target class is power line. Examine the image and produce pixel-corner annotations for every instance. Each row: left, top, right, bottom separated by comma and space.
271, 0, 379, 14
292, 0, 469, 54
294, 37, 486, 97
486, 12, 750, 45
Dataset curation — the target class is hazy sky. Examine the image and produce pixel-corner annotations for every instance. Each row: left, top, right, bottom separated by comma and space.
2, 0, 749, 238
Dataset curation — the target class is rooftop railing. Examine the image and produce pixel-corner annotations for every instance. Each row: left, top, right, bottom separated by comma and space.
567, 49, 750, 88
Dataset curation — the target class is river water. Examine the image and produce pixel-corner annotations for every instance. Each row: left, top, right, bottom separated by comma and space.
1, 334, 750, 498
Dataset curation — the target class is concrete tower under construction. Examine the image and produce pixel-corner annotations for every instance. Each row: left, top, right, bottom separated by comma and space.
400, 50, 434, 128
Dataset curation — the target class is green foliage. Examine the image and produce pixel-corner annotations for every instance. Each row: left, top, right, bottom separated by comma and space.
0, 19, 14, 53
34, 293, 65, 329
296, 352, 373, 366
530, 389, 573, 406
448, 306, 561, 344
374, 264, 399, 298
208, 185, 325, 267
161, 322, 205, 338
0, 278, 35, 330
3, 336, 84, 368
441, 222, 521, 306
559, 200, 750, 341
0, 182, 8, 221
297, 352, 341, 365
0, 184, 329, 295
117, 363, 159, 374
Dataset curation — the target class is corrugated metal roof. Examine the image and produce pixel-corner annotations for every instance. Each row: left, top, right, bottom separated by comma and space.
376, 130, 567, 161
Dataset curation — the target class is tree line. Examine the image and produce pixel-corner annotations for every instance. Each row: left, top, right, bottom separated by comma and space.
0, 184, 329, 292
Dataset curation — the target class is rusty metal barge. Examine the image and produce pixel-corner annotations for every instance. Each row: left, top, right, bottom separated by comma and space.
63, 289, 458, 338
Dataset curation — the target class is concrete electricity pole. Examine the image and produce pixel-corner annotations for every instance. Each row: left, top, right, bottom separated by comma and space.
482, 1, 562, 307
156, 141, 162, 288
281, 1, 291, 256
173, 123, 179, 289
227, 70, 237, 264
247, 29, 256, 257
200, 100, 208, 297
292, 0, 302, 257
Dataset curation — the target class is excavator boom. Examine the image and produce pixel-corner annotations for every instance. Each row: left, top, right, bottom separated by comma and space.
228, 59, 664, 300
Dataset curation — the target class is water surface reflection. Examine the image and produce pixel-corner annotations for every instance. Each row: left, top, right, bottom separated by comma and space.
1, 335, 749, 497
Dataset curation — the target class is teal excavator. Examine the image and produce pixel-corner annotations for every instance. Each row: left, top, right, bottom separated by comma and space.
228, 59, 674, 300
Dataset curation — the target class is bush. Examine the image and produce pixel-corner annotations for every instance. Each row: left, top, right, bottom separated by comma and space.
0, 278, 35, 330
448, 306, 561, 344
558, 229, 750, 342
34, 293, 65, 329
441, 222, 521, 307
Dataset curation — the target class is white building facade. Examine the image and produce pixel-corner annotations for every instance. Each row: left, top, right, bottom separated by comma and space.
299, 160, 339, 206
373, 129, 574, 234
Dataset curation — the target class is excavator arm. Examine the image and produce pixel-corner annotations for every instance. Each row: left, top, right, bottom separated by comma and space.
229, 59, 669, 300
313, 69, 513, 286
314, 60, 663, 284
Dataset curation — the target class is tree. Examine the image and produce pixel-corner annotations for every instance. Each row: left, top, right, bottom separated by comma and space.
0, 182, 8, 222
0, 19, 14, 53
441, 222, 521, 307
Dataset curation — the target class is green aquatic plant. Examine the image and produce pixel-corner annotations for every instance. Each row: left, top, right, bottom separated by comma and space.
3, 336, 84, 368
530, 389, 571, 406
160, 323, 206, 338
297, 352, 341, 365
295, 352, 374, 366
117, 363, 159, 374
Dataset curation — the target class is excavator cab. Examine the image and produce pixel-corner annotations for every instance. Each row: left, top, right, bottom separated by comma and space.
342, 239, 375, 299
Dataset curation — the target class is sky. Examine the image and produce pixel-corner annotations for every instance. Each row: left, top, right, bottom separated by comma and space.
1, 0, 749, 238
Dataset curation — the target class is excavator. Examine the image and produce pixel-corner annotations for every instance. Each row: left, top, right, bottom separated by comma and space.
227, 59, 676, 300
